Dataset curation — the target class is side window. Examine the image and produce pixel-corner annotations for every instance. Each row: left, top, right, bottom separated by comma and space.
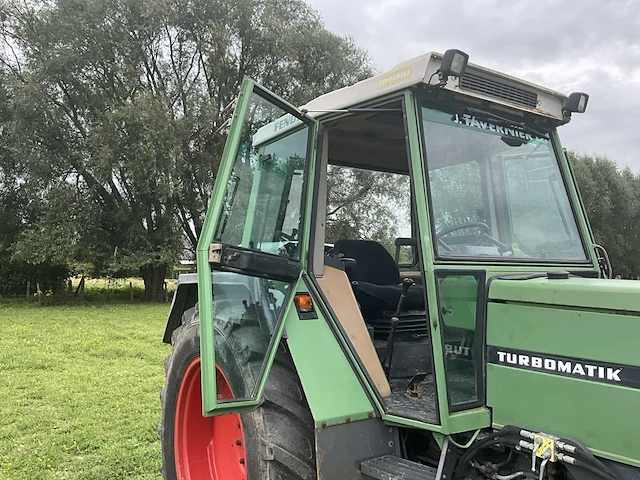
214, 94, 309, 260
325, 165, 411, 258
437, 273, 483, 410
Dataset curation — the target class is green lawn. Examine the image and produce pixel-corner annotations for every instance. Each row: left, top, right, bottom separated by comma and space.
0, 302, 172, 480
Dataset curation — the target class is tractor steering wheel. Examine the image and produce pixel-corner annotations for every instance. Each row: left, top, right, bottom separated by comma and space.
436, 222, 511, 254
278, 228, 299, 257
437, 221, 491, 238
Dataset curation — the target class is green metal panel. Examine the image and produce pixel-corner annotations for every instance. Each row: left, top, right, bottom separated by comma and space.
489, 276, 640, 312
284, 284, 375, 428
487, 302, 640, 366
196, 78, 317, 415
487, 281, 640, 466
448, 407, 491, 433
488, 365, 640, 467
382, 416, 443, 432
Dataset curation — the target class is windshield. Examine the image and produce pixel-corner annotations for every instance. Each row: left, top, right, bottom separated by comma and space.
422, 106, 588, 262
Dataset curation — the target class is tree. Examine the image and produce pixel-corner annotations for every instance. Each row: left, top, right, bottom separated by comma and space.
0, 69, 70, 295
325, 165, 410, 254
569, 151, 640, 278
0, 0, 373, 299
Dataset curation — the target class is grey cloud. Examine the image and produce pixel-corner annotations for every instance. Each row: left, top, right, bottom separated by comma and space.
558, 69, 640, 169
307, 0, 640, 169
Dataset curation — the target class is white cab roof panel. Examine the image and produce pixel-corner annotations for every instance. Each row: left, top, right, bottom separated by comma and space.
254, 51, 571, 146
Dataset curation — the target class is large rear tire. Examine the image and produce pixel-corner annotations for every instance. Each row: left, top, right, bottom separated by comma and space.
159, 306, 317, 480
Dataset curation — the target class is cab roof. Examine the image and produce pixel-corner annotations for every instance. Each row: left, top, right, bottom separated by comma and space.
253, 51, 572, 146
301, 51, 568, 121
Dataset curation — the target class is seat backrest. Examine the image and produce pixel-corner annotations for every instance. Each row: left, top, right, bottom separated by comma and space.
332, 239, 399, 286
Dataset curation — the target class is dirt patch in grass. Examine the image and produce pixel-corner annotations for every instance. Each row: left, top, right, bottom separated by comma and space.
0, 302, 172, 479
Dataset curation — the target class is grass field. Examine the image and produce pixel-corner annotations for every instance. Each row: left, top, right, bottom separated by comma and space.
0, 301, 172, 479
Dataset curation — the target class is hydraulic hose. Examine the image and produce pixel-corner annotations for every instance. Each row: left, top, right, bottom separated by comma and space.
493, 472, 525, 480
563, 450, 617, 480
455, 433, 506, 477
557, 437, 618, 480
454, 428, 523, 479
570, 459, 618, 480
456, 432, 620, 480
470, 460, 538, 480
449, 429, 482, 449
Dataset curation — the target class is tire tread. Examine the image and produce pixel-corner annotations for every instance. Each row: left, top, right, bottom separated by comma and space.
159, 307, 316, 480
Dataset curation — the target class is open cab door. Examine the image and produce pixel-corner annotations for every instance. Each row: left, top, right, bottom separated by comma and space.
196, 78, 317, 415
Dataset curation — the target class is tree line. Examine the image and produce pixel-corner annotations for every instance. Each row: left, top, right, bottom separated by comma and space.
0, 0, 373, 299
568, 152, 640, 279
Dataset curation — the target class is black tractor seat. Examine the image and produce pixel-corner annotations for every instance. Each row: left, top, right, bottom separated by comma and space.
331, 239, 425, 314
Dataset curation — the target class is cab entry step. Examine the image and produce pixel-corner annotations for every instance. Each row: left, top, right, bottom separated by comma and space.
360, 455, 437, 480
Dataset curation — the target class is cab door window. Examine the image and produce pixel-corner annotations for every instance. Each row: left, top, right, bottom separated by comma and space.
198, 80, 316, 414
214, 97, 309, 260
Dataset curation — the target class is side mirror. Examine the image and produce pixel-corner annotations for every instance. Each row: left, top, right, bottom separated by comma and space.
563, 92, 589, 114
394, 237, 418, 268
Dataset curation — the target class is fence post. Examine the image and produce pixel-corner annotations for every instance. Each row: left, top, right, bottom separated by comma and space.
75, 277, 85, 299
130, 281, 134, 302
26, 280, 30, 298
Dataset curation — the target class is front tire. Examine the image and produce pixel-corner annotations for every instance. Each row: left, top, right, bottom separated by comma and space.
159, 306, 317, 480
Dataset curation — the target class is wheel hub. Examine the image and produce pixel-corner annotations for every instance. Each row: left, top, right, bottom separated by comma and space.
174, 357, 247, 480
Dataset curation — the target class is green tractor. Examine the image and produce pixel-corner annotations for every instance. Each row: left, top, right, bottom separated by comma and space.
159, 49, 639, 480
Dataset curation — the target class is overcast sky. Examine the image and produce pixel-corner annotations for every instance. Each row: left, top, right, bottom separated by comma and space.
307, 0, 640, 170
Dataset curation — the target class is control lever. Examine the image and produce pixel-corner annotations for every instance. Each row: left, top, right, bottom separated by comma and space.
405, 372, 427, 399
382, 278, 415, 379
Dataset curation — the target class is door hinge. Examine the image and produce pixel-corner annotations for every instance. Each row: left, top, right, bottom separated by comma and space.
209, 243, 223, 264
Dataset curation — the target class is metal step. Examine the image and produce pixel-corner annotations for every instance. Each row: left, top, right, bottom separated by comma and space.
361, 455, 437, 480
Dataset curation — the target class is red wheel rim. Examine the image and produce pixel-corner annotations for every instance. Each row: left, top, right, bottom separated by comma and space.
174, 357, 247, 480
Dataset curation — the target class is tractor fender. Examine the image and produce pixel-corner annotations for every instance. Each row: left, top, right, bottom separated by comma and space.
163, 271, 262, 344
163, 273, 199, 343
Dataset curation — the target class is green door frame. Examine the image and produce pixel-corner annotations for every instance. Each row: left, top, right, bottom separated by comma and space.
404, 90, 491, 433
301, 89, 490, 434
195, 77, 318, 416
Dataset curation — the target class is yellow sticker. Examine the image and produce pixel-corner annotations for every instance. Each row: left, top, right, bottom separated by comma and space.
534, 434, 556, 462
378, 65, 412, 88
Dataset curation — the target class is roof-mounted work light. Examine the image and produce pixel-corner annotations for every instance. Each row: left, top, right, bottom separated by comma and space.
438, 49, 469, 82
563, 92, 589, 116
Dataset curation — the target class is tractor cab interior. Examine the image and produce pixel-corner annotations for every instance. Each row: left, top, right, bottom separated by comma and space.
313, 100, 442, 424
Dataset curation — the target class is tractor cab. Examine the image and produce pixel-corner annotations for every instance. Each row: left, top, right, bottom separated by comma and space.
161, 50, 640, 480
